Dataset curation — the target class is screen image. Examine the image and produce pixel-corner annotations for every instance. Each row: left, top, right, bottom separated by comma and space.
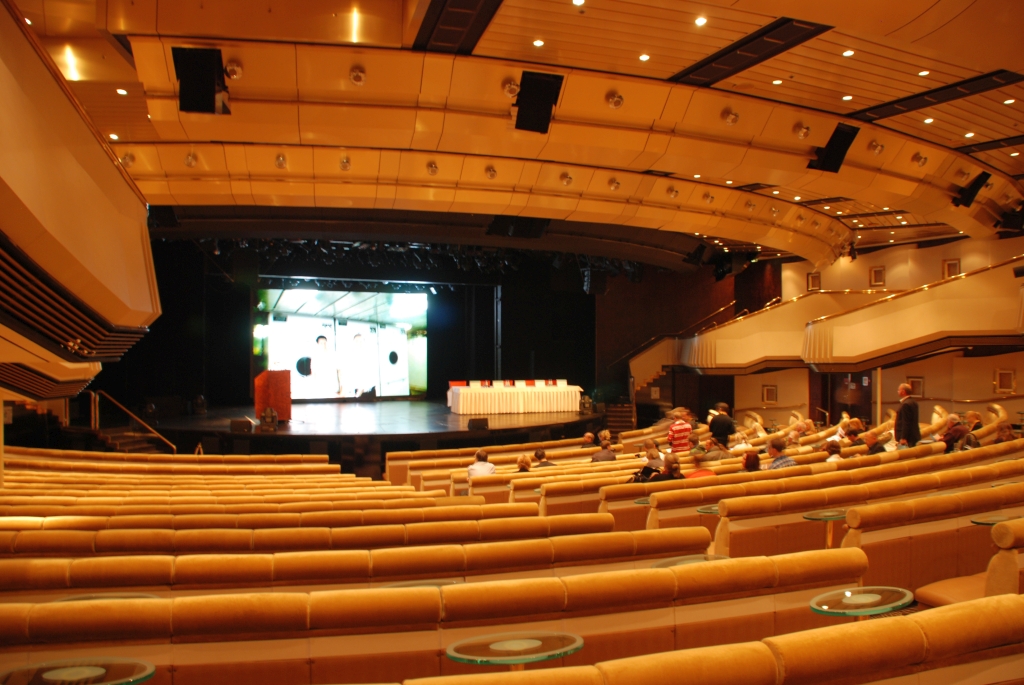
254, 289, 428, 400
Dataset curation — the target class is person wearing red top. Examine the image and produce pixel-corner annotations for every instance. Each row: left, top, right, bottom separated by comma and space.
667, 410, 693, 454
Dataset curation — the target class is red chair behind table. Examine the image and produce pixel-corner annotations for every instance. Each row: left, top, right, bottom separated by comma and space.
449, 381, 467, 388
526, 380, 536, 387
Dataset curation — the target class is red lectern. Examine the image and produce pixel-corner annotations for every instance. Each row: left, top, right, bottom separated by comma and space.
255, 370, 291, 422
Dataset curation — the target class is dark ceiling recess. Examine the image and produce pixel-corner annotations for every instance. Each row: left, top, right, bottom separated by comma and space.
171, 47, 229, 114
515, 71, 565, 134
486, 215, 549, 239
796, 196, 852, 206
412, 0, 505, 54
849, 70, 1024, 121
956, 133, 1024, 154
733, 183, 776, 192
807, 123, 860, 173
668, 17, 832, 86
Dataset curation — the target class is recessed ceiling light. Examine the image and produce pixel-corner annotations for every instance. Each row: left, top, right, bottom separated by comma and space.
889, 239, 894, 243
895, 215, 903, 219
693, 174, 701, 178
695, 233, 700, 236
794, 196, 801, 200
924, 118, 934, 124
958, 231, 964, 234
772, 190, 779, 194
890, 231, 895, 234
572, 0, 585, 5
883, 207, 889, 210
726, 180, 732, 184
772, 79, 783, 85
901, 221, 908, 225
1004, 98, 1016, 105
842, 95, 853, 101
965, 132, 975, 138
116, 88, 128, 95
836, 211, 843, 215
918, 70, 929, 76
842, 50, 855, 57
533, 39, 544, 47
24, 17, 31, 24
695, 16, 707, 26
639, 54, 650, 61
852, 219, 859, 223
1011, 152, 1020, 157
108, 133, 119, 140
857, 235, 862, 239
823, 205, 830, 209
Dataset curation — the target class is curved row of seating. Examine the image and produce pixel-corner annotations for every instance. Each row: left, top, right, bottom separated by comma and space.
2, 455, 339, 475
916, 517, 1024, 606
395, 594, 1024, 685
4, 446, 331, 464
0, 548, 866, 684
0, 525, 710, 599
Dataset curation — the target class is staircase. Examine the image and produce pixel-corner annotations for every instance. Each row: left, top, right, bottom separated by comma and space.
97, 426, 168, 453
605, 404, 635, 440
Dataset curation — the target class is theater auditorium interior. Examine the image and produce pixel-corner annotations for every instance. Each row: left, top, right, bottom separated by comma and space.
3, 0, 1024, 683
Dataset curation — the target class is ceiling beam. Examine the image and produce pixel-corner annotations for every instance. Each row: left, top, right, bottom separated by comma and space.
849, 70, 1024, 122
412, 0, 504, 54
669, 17, 832, 86
957, 133, 1024, 154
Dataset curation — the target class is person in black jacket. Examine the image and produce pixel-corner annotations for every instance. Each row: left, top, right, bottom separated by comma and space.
709, 403, 734, 444
895, 383, 921, 446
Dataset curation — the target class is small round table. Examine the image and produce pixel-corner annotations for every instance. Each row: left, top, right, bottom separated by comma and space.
0, 658, 155, 685
696, 504, 719, 515
446, 631, 583, 671
810, 586, 914, 621
803, 508, 847, 549
650, 554, 729, 568
991, 482, 1020, 488
971, 513, 1022, 526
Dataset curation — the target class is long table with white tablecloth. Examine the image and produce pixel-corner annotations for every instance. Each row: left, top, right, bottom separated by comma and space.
447, 385, 582, 415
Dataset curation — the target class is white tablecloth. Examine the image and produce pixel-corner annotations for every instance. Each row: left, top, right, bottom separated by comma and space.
447, 386, 582, 415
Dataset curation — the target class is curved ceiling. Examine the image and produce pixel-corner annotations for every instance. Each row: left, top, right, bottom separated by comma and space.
19, 0, 1024, 269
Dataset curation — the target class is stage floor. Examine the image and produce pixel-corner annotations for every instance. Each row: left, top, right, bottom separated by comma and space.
157, 400, 591, 438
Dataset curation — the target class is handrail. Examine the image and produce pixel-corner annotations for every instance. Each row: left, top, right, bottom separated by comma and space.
695, 308, 749, 335
606, 300, 736, 369
95, 390, 177, 454
880, 396, 1016, 405
695, 289, 896, 337
808, 253, 1024, 325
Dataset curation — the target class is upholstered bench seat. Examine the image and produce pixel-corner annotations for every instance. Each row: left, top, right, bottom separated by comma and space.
916, 572, 987, 607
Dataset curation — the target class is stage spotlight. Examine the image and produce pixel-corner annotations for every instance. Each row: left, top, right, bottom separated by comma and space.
429, 286, 437, 295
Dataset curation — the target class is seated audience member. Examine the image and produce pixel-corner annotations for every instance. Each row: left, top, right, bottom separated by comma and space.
833, 417, 864, 441
863, 431, 887, 455
767, 438, 797, 470
667, 410, 693, 454
685, 451, 715, 479
938, 414, 970, 452
709, 403, 734, 444
591, 440, 616, 462
644, 447, 665, 471
597, 429, 612, 443
964, 411, 983, 433
785, 430, 802, 447
742, 451, 762, 472
642, 438, 665, 461
516, 455, 531, 473
993, 422, 1016, 444
701, 438, 730, 462
846, 428, 864, 446
534, 449, 557, 467
582, 431, 600, 448
467, 450, 496, 478
824, 441, 844, 463
650, 453, 682, 481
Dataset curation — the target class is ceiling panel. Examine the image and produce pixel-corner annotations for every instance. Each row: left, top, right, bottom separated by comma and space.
474, 0, 770, 80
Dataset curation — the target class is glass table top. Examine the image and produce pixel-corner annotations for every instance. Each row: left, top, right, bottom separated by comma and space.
971, 513, 1022, 526
446, 631, 583, 666
810, 586, 914, 617
991, 482, 1020, 488
383, 578, 464, 588
803, 508, 847, 522
696, 504, 719, 515
634, 497, 651, 505
0, 658, 155, 685
650, 554, 730, 568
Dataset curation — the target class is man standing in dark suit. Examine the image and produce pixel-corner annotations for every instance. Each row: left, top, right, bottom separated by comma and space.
895, 383, 921, 446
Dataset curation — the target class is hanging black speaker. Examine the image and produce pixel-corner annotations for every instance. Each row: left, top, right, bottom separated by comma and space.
807, 123, 860, 173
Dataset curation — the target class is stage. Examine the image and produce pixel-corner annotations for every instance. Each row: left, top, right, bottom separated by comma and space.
154, 400, 606, 479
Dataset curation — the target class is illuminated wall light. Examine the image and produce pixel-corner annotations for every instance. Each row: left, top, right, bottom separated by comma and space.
889, 239, 894, 243
695, 16, 707, 26
794, 196, 801, 201
24, 17, 31, 24
857, 235, 862, 239
924, 118, 934, 124
842, 95, 853, 101
918, 70, 929, 76
772, 79, 783, 85
64, 45, 80, 81
639, 54, 650, 61
895, 215, 903, 219
883, 207, 889, 210
836, 211, 843, 215
351, 8, 360, 43
1005, 98, 1016, 105
964, 132, 975, 138
116, 88, 128, 95
533, 39, 544, 47
108, 133, 119, 140
901, 221, 908, 225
